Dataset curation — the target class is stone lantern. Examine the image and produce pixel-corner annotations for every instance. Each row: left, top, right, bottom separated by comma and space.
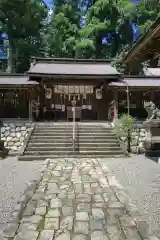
143, 101, 160, 158
143, 119, 160, 157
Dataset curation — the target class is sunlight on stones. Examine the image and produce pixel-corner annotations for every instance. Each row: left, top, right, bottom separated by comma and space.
3, 157, 156, 240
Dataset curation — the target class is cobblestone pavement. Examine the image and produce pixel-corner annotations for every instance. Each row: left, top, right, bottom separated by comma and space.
2, 157, 159, 240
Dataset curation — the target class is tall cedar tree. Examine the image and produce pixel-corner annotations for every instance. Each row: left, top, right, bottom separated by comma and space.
0, 0, 47, 72
47, 0, 81, 57
75, 0, 136, 59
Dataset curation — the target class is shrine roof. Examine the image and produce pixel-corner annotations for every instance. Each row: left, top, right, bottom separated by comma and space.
143, 67, 160, 76
123, 17, 160, 65
27, 57, 120, 78
109, 76, 160, 87
0, 74, 38, 85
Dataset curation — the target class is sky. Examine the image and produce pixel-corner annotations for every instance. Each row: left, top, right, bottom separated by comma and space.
43, 0, 52, 8
43, 0, 140, 8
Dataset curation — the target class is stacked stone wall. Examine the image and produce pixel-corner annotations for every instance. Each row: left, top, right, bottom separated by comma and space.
1, 121, 33, 152
119, 122, 147, 154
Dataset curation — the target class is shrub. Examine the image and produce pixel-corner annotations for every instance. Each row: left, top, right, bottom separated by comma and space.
114, 114, 135, 153
114, 114, 134, 138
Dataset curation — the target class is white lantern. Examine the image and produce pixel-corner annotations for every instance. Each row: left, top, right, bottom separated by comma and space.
45, 88, 52, 99
96, 89, 102, 99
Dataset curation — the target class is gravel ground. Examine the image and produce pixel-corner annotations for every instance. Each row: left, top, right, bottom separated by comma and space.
0, 156, 42, 230
100, 155, 160, 237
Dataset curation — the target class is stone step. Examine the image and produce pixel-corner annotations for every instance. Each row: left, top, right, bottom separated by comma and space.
33, 130, 113, 134
35, 125, 112, 128
19, 154, 124, 161
29, 140, 118, 145
34, 129, 73, 132
24, 149, 123, 155
31, 135, 73, 139
77, 132, 115, 135
27, 142, 119, 147
28, 142, 72, 147
34, 129, 113, 132
22, 123, 124, 161
26, 145, 121, 152
29, 136, 117, 142
77, 127, 112, 130
32, 132, 115, 137
26, 146, 73, 151
78, 129, 112, 132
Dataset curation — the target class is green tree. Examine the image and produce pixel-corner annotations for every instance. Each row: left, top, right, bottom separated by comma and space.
135, 0, 160, 34
47, 0, 81, 57
0, 0, 48, 73
75, 0, 136, 59
115, 0, 160, 74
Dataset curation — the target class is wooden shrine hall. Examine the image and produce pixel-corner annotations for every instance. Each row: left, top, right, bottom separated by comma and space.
0, 57, 160, 121
123, 17, 160, 74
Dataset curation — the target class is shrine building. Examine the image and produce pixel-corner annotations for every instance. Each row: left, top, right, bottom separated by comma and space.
1, 17, 160, 121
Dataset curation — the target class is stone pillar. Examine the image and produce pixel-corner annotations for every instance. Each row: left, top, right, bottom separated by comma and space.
113, 90, 118, 120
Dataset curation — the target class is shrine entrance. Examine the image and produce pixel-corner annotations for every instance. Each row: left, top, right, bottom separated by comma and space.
53, 84, 95, 121
40, 84, 98, 121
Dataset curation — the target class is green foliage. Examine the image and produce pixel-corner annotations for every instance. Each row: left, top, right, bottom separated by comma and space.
112, 0, 160, 73
47, 1, 80, 57
79, 0, 136, 59
0, 0, 159, 72
0, 0, 48, 72
75, 39, 95, 58
135, 0, 160, 34
114, 114, 134, 138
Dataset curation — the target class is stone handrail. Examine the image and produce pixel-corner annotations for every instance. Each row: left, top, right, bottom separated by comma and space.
72, 106, 76, 152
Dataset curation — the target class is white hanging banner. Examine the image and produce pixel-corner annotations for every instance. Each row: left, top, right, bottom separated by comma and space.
77, 94, 80, 101
96, 89, 102, 99
45, 88, 52, 99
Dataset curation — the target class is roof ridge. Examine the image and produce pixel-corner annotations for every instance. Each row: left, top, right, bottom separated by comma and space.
123, 75, 160, 79
31, 57, 111, 64
0, 73, 27, 77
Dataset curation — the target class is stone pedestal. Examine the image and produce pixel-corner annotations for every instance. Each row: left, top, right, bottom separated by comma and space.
0, 121, 9, 158
143, 119, 160, 157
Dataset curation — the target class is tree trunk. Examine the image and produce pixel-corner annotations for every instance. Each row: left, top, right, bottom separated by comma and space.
95, 37, 102, 59
7, 39, 14, 73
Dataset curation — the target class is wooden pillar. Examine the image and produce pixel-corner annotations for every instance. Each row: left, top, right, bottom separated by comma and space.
104, 83, 109, 120
28, 88, 35, 121
136, 91, 142, 108
29, 99, 32, 120
150, 90, 154, 102
113, 89, 118, 120
39, 81, 45, 113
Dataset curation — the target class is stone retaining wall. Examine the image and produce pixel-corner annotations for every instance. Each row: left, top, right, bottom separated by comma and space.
117, 122, 147, 154
1, 121, 33, 152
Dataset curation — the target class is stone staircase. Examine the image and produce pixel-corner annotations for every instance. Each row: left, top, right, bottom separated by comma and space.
18, 123, 124, 161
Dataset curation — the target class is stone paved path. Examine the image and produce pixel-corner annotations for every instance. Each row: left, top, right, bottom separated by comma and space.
2, 158, 159, 240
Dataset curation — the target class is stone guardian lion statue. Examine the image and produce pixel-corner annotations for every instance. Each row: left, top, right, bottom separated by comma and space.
144, 101, 160, 120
